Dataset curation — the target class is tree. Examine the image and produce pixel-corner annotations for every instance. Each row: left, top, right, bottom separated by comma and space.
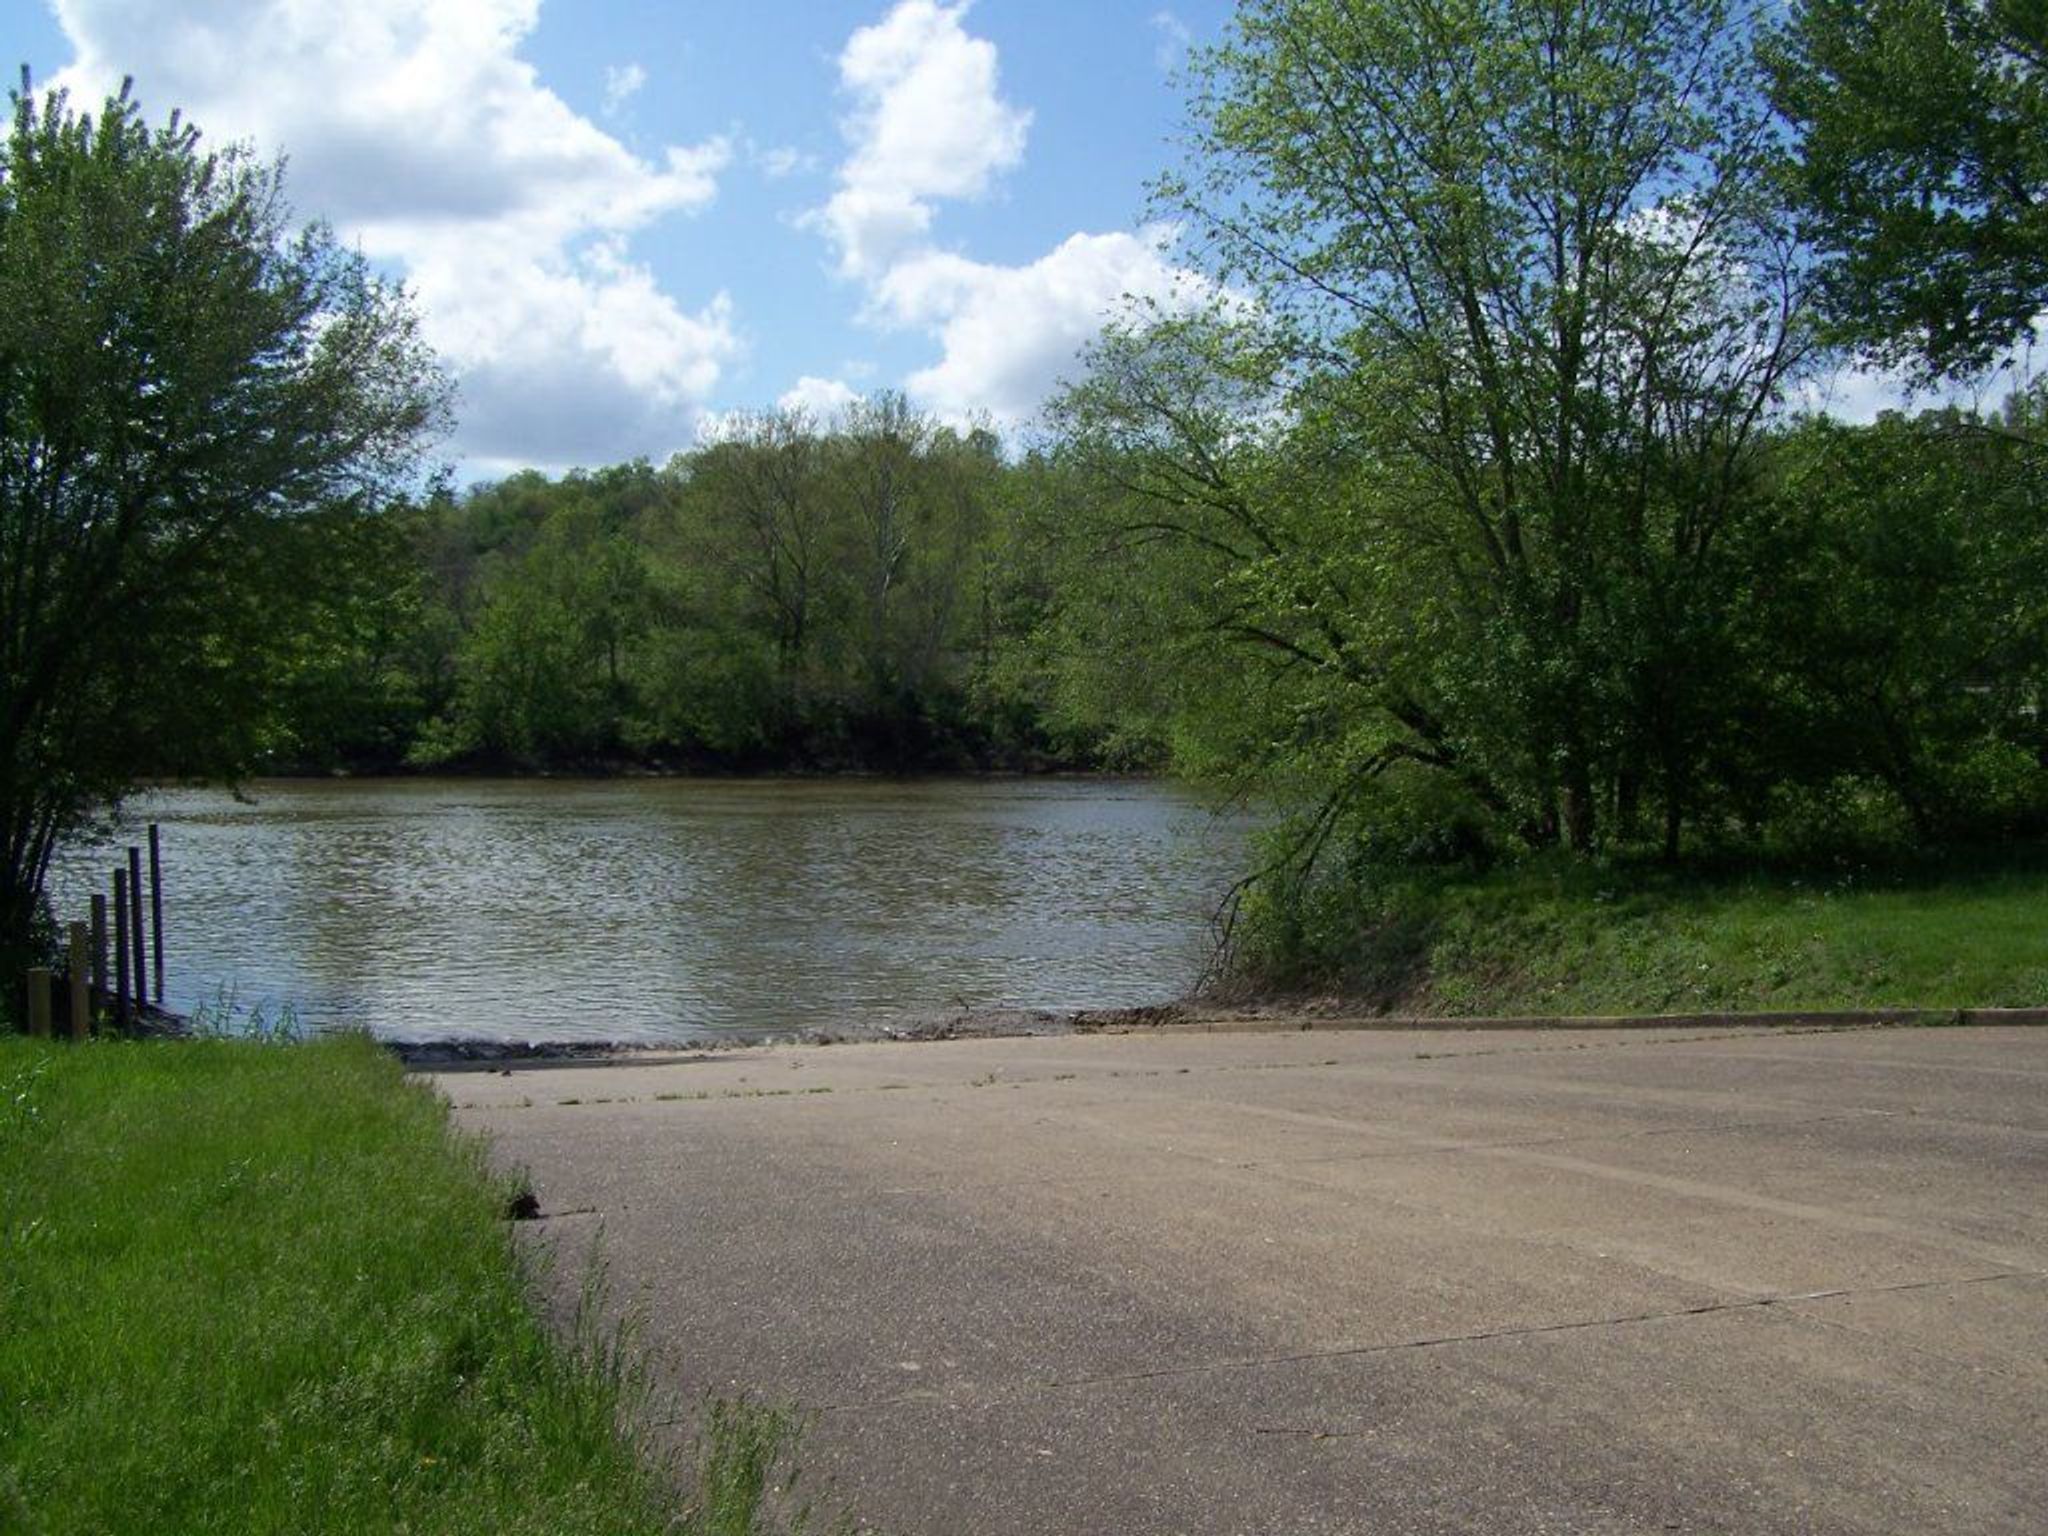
1766, 0, 2048, 376
826, 395, 1001, 759
1061, 0, 1811, 860
1750, 406, 2048, 838
0, 78, 446, 974
263, 498, 449, 771
673, 410, 834, 726
439, 499, 653, 762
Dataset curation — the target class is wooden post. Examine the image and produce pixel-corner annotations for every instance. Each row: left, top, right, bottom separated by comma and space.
90, 893, 109, 1009
114, 868, 132, 1027
127, 846, 146, 1013
25, 968, 51, 1038
148, 824, 165, 1005
68, 923, 90, 1039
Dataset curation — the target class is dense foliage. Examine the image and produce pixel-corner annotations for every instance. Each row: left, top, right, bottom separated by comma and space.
1767, 0, 2048, 375
0, 79, 445, 976
269, 401, 1126, 775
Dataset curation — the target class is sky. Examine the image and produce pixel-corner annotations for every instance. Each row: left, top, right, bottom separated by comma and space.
4, 0, 1239, 476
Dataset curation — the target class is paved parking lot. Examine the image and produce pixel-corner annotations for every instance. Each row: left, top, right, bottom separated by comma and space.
439, 1024, 2048, 1534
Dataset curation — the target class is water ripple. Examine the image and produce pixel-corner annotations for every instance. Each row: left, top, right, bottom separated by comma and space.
48, 779, 1254, 1043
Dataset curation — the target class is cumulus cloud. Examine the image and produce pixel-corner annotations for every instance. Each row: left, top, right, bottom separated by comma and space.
877, 230, 1210, 424
1791, 313, 2047, 422
778, 375, 864, 421
1792, 362, 1917, 423
49, 0, 737, 470
811, 0, 1030, 280
805, 1, 1209, 429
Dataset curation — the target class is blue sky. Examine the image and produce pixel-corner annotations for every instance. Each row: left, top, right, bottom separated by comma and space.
4, 1, 1238, 475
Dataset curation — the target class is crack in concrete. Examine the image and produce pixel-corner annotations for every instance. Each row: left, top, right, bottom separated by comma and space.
1390, 1021, 1896, 1063
814, 1269, 2044, 1416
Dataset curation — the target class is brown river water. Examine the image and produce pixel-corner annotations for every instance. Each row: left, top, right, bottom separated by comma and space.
48, 778, 1254, 1044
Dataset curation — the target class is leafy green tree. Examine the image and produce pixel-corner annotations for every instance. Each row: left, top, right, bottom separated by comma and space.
819, 397, 1005, 761
269, 403, 1087, 775
263, 499, 448, 771
670, 411, 835, 733
0, 78, 445, 973
433, 501, 653, 762
964, 452, 1143, 767
1751, 406, 2048, 837
1766, 0, 2048, 376
1063, 0, 1811, 859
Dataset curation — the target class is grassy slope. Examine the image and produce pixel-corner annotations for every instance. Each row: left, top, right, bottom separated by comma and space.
1255, 853, 2048, 1016
0, 1034, 791, 1536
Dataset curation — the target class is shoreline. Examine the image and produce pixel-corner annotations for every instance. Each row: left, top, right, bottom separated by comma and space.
386, 1003, 1151, 1070
162, 763, 1178, 787
385, 997, 2048, 1069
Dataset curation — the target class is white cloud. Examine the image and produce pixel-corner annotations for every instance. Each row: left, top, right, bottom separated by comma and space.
1793, 362, 1917, 423
758, 144, 819, 180
800, 3, 1211, 430
778, 375, 863, 421
1150, 10, 1193, 73
603, 61, 646, 117
49, 0, 737, 469
811, 0, 1031, 280
1792, 325, 2044, 423
407, 235, 739, 472
698, 375, 859, 443
877, 229, 1211, 427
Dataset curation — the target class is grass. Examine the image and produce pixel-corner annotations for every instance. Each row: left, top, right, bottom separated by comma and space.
0, 1032, 823, 1536
1243, 848, 2048, 1015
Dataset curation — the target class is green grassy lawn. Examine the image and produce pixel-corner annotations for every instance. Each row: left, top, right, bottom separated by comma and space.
1250, 851, 2048, 1016
0, 1033, 802, 1536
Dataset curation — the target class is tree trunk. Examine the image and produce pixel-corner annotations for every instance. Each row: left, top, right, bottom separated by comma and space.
1617, 769, 1642, 843
1562, 758, 1596, 853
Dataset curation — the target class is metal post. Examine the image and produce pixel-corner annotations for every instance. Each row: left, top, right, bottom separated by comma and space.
114, 869, 131, 1027
68, 923, 90, 1039
148, 824, 165, 1005
127, 846, 146, 1014
25, 968, 51, 1037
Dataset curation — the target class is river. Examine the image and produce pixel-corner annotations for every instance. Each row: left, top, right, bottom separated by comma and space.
47, 778, 1253, 1044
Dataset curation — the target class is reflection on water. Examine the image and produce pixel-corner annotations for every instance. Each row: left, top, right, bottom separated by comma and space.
48, 779, 1252, 1043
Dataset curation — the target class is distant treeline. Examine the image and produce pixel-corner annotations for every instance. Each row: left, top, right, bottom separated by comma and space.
265, 396, 1142, 775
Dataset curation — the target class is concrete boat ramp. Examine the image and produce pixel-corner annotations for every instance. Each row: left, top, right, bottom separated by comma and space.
435, 1024, 2048, 1534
